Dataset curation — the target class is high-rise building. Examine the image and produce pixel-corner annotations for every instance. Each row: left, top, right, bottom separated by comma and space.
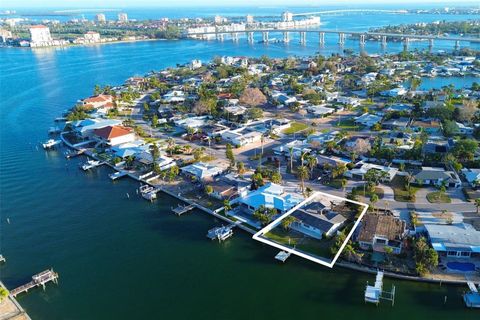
118, 13, 128, 23
282, 11, 293, 22
95, 14, 106, 23
29, 25, 52, 44
246, 15, 254, 25
214, 15, 225, 25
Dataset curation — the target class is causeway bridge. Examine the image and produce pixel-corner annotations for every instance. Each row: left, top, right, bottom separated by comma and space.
185, 28, 480, 49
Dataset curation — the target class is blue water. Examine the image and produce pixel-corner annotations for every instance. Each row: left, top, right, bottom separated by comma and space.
1, 6, 479, 320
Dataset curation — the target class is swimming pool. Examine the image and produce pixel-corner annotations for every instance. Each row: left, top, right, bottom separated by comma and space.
447, 262, 476, 272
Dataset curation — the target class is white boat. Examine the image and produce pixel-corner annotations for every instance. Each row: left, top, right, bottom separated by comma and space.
109, 171, 128, 180
42, 139, 62, 149
81, 160, 101, 171
139, 185, 158, 201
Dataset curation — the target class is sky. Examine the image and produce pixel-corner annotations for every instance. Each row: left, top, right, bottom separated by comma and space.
1, 0, 479, 9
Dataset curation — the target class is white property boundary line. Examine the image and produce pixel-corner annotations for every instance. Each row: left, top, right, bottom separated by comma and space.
252, 190, 369, 268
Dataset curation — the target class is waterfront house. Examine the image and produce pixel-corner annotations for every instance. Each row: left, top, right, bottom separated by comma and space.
137, 151, 176, 171
354, 113, 382, 128
356, 214, 406, 254
345, 162, 398, 182
235, 183, 303, 214
180, 162, 223, 181
110, 141, 149, 159
413, 167, 461, 188
81, 94, 114, 109
93, 125, 135, 146
291, 201, 346, 239
424, 223, 480, 259
71, 118, 123, 138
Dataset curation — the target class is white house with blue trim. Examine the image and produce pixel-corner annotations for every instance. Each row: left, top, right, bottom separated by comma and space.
235, 183, 303, 214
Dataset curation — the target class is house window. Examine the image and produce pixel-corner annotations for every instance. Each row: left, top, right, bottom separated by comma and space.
447, 251, 457, 257
460, 252, 471, 257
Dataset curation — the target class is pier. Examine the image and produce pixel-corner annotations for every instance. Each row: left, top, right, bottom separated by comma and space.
464, 280, 480, 308
275, 251, 291, 263
10, 269, 59, 297
172, 204, 195, 216
139, 185, 159, 201
364, 270, 395, 306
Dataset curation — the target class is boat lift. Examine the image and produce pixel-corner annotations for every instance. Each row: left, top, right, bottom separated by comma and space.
139, 185, 159, 201
207, 225, 234, 242
364, 270, 396, 306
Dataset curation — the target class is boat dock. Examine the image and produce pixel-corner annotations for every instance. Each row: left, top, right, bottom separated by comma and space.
10, 269, 59, 297
172, 204, 195, 216
207, 225, 234, 242
139, 185, 159, 201
109, 171, 128, 181
464, 281, 480, 308
275, 251, 291, 263
364, 270, 395, 306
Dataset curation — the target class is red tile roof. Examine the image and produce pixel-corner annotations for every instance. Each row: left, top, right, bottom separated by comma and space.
94, 126, 133, 140
83, 94, 113, 104
30, 25, 48, 29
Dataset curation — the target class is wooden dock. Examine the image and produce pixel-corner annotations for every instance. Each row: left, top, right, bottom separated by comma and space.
172, 204, 195, 216
10, 269, 59, 297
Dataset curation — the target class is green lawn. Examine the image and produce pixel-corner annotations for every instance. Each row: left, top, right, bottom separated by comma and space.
282, 122, 309, 134
333, 119, 360, 130
324, 178, 344, 189
426, 191, 452, 204
353, 185, 384, 199
391, 176, 419, 202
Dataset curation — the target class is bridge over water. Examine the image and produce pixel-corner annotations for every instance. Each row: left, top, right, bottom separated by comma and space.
185, 28, 480, 49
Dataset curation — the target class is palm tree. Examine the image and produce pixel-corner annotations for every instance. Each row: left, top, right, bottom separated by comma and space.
289, 146, 294, 173
341, 178, 348, 192
370, 193, 379, 213
297, 165, 309, 195
166, 138, 175, 156
306, 155, 317, 176
475, 198, 480, 214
